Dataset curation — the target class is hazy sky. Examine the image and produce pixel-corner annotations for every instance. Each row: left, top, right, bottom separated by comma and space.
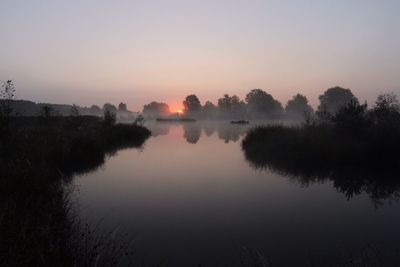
1, 0, 399, 111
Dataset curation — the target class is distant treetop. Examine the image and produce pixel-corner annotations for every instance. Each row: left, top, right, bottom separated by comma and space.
183, 95, 201, 114
245, 89, 283, 118
317, 86, 358, 116
118, 102, 127, 111
143, 101, 170, 116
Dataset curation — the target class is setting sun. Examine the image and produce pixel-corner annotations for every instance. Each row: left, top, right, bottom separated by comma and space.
176, 109, 183, 114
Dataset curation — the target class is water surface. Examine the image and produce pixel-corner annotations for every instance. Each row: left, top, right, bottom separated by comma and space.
73, 121, 400, 266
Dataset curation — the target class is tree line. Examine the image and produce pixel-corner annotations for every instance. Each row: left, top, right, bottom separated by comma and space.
142, 86, 371, 120
241, 87, 400, 205
0, 85, 132, 118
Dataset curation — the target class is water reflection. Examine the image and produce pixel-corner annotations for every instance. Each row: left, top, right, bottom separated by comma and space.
203, 123, 216, 137
75, 120, 400, 266
217, 124, 246, 143
147, 120, 400, 206
242, 140, 400, 207
183, 123, 202, 144
148, 122, 170, 137
146, 121, 252, 144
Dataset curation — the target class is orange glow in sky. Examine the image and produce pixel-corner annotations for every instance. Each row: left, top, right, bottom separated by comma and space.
169, 102, 184, 113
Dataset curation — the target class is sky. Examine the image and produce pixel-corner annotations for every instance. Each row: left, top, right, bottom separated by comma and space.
1, 0, 399, 112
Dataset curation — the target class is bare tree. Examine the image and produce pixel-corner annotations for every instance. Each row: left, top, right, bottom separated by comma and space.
1, 80, 16, 117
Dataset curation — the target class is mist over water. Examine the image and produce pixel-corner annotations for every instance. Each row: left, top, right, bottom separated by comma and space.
73, 121, 400, 266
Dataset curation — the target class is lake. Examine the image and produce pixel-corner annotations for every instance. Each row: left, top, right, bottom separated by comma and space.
73, 121, 400, 266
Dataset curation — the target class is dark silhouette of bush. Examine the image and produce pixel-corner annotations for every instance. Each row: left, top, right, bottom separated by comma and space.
331, 100, 370, 133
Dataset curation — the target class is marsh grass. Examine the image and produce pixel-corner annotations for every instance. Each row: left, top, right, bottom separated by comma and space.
241, 102, 400, 205
0, 115, 150, 266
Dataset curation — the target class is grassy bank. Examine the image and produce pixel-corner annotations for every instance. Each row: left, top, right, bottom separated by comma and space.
241, 98, 400, 204
242, 123, 400, 174
0, 115, 150, 266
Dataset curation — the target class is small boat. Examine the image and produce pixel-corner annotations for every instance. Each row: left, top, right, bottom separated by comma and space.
230, 120, 249, 124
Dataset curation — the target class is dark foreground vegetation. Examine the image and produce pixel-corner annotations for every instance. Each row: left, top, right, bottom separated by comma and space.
242, 92, 400, 205
0, 81, 151, 266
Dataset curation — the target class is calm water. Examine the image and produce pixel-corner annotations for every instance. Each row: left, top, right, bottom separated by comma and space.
73, 121, 400, 266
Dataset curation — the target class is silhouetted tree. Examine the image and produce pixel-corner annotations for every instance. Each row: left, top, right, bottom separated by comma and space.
202, 101, 217, 118
317, 87, 358, 117
103, 109, 116, 126
373, 92, 399, 113
91, 105, 101, 111
88, 105, 102, 115
1, 80, 16, 117
285, 94, 313, 120
0, 80, 15, 136
245, 89, 283, 119
217, 94, 247, 119
142, 101, 170, 117
70, 104, 80, 116
234, 99, 247, 119
183, 95, 201, 114
371, 92, 400, 126
118, 102, 127, 111
218, 94, 232, 112
103, 103, 117, 113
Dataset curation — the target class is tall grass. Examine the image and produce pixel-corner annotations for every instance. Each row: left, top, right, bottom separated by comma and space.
0, 115, 150, 266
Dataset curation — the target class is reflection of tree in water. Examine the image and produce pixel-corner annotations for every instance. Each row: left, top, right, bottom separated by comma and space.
242, 146, 400, 207
146, 123, 170, 137
183, 124, 202, 144
217, 124, 248, 143
147, 121, 252, 144
218, 128, 240, 143
182, 122, 250, 144
203, 123, 216, 137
